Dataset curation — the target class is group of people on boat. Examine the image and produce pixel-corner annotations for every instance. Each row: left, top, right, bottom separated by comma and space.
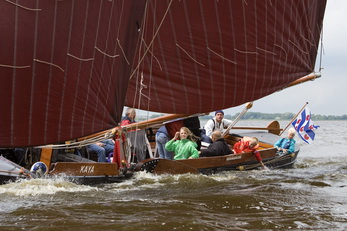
157, 110, 231, 160
74, 108, 297, 170
155, 109, 297, 170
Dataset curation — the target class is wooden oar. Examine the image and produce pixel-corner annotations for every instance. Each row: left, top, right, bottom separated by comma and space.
229, 120, 283, 135
222, 102, 253, 137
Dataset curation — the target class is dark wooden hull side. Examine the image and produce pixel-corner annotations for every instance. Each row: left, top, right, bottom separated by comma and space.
1, 161, 134, 185
0, 171, 133, 186
49, 162, 120, 176
212, 151, 299, 173
1, 151, 299, 184
136, 148, 299, 175
0, 175, 18, 185
63, 173, 134, 185
264, 151, 299, 169
48, 162, 133, 185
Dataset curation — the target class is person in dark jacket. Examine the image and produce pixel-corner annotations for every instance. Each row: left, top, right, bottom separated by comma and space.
199, 130, 233, 157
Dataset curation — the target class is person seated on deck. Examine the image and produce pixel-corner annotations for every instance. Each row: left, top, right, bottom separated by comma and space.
87, 139, 114, 162
201, 110, 232, 144
165, 127, 199, 160
274, 128, 296, 155
156, 126, 173, 160
233, 136, 266, 169
233, 137, 259, 154
199, 130, 233, 157
120, 107, 136, 126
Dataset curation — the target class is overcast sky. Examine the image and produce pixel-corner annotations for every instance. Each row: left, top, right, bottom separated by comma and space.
223, 0, 347, 116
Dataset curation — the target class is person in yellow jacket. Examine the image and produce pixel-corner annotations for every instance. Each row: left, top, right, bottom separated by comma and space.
165, 127, 199, 160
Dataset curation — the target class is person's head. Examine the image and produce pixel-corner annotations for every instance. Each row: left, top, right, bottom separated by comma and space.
125, 108, 136, 120
249, 137, 259, 149
215, 110, 224, 122
288, 128, 296, 139
179, 127, 192, 140
211, 130, 222, 142
179, 127, 199, 142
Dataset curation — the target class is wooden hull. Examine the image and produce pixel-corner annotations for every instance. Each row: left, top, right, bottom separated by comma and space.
49, 162, 134, 185
55, 172, 134, 185
136, 150, 299, 175
0, 168, 133, 186
0, 156, 133, 185
1, 149, 298, 184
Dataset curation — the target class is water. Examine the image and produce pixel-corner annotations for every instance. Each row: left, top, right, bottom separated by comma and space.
1, 121, 347, 230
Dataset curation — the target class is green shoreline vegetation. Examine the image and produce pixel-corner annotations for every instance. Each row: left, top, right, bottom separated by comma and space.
138, 112, 347, 121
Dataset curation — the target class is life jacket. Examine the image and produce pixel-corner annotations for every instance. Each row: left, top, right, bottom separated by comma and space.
233, 136, 259, 154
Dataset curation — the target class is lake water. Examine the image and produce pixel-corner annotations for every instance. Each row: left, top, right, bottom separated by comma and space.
1, 121, 346, 230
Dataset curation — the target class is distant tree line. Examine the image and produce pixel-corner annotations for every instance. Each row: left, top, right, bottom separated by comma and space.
139, 112, 347, 121
204, 112, 347, 120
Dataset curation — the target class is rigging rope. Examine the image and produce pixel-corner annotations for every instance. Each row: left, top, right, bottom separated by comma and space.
35, 130, 115, 150
129, 0, 173, 79
318, 26, 324, 72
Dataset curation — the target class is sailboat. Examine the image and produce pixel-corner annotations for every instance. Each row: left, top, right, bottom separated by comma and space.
0, 1, 327, 184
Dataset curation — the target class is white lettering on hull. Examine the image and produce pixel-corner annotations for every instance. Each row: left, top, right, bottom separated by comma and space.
80, 165, 95, 174
226, 155, 242, 161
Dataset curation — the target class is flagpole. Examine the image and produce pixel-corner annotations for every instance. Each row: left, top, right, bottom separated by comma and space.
279, 102, 309, 136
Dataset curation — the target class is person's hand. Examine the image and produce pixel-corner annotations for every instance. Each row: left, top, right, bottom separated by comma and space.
283, 149, 288, 154
174, 132, 180, 140
96, 142, 104, 147
260, 162, 269, 170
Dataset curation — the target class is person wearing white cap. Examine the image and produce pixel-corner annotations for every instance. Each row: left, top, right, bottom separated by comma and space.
201, 110, 232, 143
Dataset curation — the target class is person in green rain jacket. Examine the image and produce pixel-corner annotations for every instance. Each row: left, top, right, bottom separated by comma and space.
165, 127, 199, 160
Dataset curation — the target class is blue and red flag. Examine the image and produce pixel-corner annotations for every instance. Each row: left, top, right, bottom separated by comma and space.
292, 106, 319, 144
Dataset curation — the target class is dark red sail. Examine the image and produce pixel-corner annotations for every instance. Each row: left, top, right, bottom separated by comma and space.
0, 0, 327, 147
0, 0, 146, 147
126, 0, 327, 114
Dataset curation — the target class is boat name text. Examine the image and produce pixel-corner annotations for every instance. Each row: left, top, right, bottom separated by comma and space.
80, 165, 95, 174
226, 155, 242, 161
